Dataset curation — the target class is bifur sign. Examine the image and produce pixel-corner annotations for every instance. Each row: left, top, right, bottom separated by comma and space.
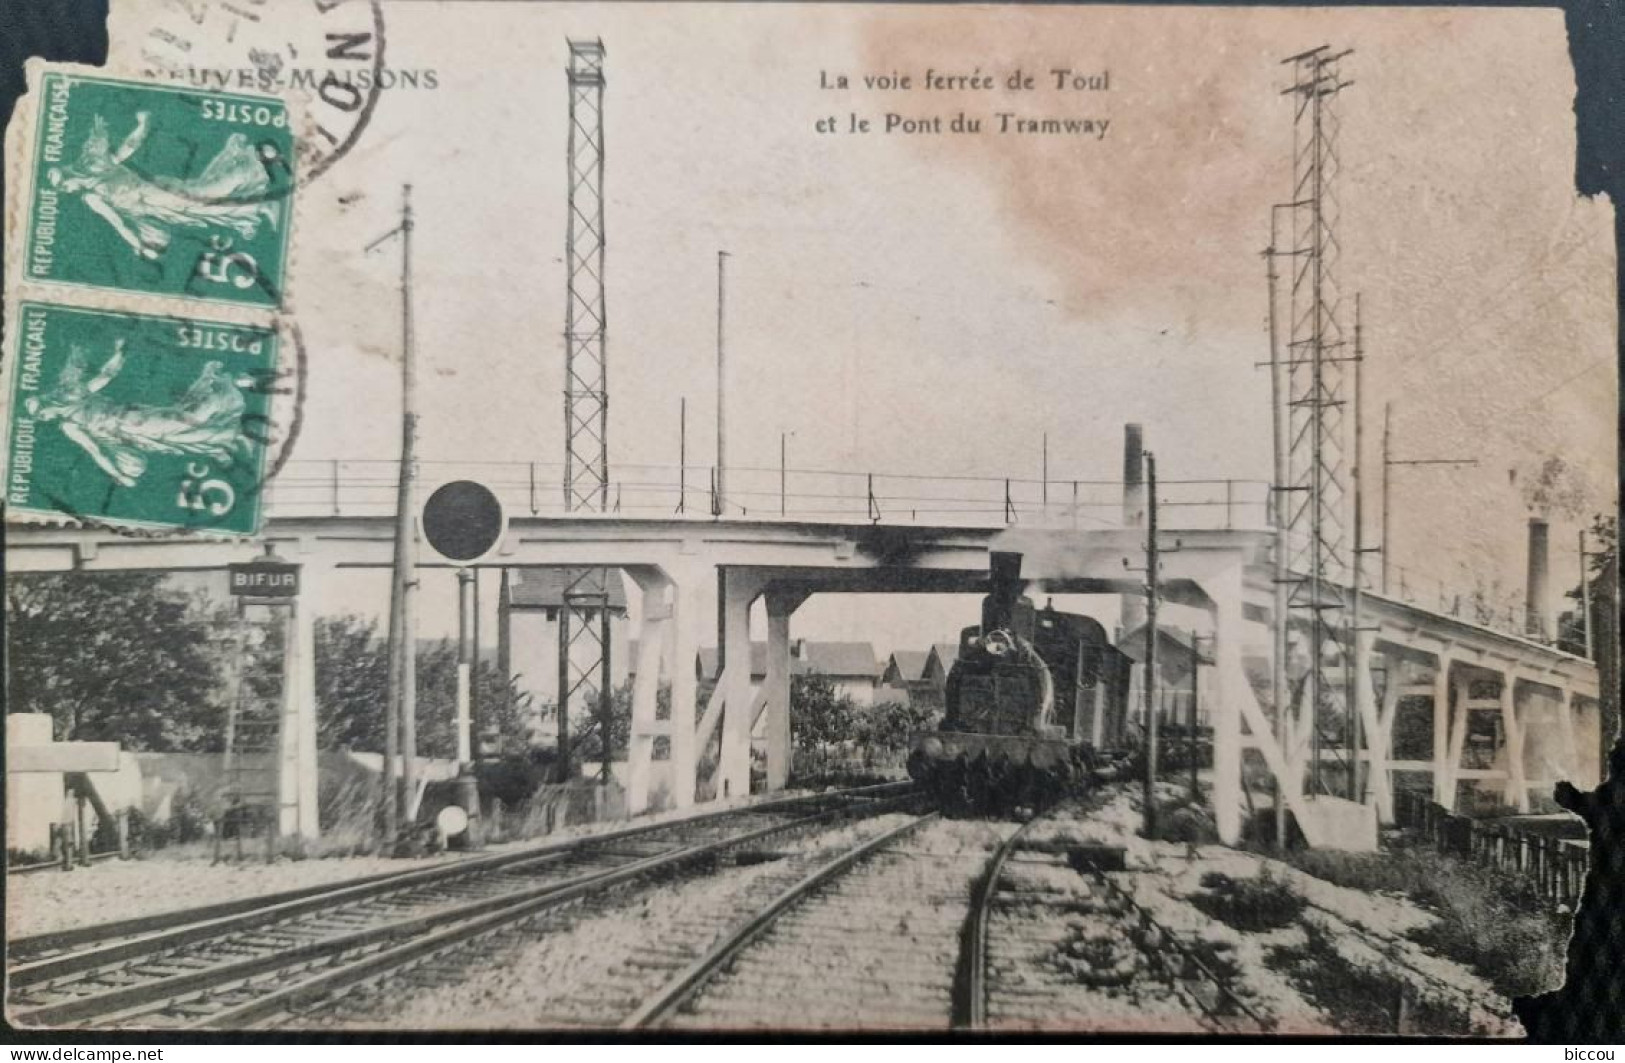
227, 560, 300, 597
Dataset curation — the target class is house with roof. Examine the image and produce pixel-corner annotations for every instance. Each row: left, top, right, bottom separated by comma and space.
882, 647, 952, 712
500, 567, 631, 748
1117, 622, 1213, 728
795, 641, 883, 706
881, 650, 929, 689
693, 640, 883, 708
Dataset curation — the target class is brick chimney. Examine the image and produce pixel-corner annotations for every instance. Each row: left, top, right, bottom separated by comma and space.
1526, 516, 1551, 640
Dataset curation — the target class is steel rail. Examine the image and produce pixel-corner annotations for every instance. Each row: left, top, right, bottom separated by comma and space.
953, 816, 1044, 1029
621, 813, 937, 1029
1078, 865, 1273, 1032
193, 795, 919, 1031
8, 789, 915, 1029
8, 850, 120, 876
9, 781, 909, 982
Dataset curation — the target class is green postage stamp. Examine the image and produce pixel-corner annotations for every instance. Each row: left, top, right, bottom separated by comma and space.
22, 71, 295, 308
5, 302, 279, 535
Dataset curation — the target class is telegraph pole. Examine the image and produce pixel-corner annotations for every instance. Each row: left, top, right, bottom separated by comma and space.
1580, 530, 1594, 658
715, 250, 729, 516
1347, 294, 1365, 800
367, 184, 419, 846
1265, 206, 1289, 849
1380, 402, 1478, 595
1142, 450, 1160, 839
1042, 432, 1049, 509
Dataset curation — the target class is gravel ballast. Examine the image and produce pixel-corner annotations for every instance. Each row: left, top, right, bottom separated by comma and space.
6, 788, 841, 943
6, 853, 465, 940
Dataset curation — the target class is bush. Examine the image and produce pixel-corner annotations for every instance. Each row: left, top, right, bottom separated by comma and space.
1190, 868, 1306, 932
1155, 802, 1219, 845
1267, 922, 1472, 1034
477, 754, 548, 807
1280, 843, 1567, 1000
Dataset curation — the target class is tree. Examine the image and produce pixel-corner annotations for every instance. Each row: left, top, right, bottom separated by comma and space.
313, 614, 531, 757
6, 572, 226, 750
568, 679, 672, 765
854, 696, 937, 765
314, 614, 391, 752
790, 671, 858, 773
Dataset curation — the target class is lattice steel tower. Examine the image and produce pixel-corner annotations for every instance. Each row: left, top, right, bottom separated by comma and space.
1275, 46, 1355, 795
556, 38, 613, 781
565, 38, 608, 509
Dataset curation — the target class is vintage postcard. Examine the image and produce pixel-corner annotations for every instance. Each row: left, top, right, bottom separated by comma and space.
2, 0, 1617, 1043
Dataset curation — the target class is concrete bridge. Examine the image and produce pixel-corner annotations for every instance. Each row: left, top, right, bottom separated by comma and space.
7, 498, 1600, 848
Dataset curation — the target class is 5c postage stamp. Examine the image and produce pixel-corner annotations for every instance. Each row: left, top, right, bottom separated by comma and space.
21, 71, 295, 309
5, 301, 279, 535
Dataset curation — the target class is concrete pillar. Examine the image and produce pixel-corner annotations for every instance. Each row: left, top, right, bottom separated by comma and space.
763, 590, 805, 792
667, 571, 703, 809
1502, 674, 1530, 813
1442, 669, 1472, 812
1557, 686, 1580, 786
6, 714, 60, 855
1353, 638, 1389, 822
1211, 563, 1247, 845
717, 571, 756, 800
625, 570, 673, 815
284, 560, 326, 843
1431, 655, 1453, 805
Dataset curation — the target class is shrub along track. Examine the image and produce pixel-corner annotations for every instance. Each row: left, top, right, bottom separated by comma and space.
6, 783, 914, 1030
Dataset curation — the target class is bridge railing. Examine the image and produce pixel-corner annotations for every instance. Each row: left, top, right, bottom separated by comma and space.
260, 459, 1273, 532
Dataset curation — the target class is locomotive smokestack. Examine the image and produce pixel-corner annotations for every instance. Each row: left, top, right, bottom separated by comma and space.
984, 551, 1024, 633
1121, 424, 1147, 633
1526, 517, 1551, 640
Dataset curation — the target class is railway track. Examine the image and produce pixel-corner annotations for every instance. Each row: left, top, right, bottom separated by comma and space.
970, 800, 1273, 1034
290, 810, 944, 1030
6, 783, 914, 1030
318, 792, 1238, 1032
625, 812, 960, 1029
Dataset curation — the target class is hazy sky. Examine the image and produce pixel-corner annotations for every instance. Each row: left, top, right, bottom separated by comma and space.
96, 1, 1615, 651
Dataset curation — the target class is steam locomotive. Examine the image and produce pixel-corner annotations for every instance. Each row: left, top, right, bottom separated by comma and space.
907, 551, 1135, 816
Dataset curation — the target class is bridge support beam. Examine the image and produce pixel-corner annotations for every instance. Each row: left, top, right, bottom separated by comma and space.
625, 567, 673, 816
1502, 675, 1530, 813
1432, 654, 1454, 806
716, 572, 765, 800
1441, 668, 1473, 812
668, 571, 704, 810
1350, 634, 1391, 823
1211, 563, 1246, 845
282, 559, 327, 843
762, 589, 809, 792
